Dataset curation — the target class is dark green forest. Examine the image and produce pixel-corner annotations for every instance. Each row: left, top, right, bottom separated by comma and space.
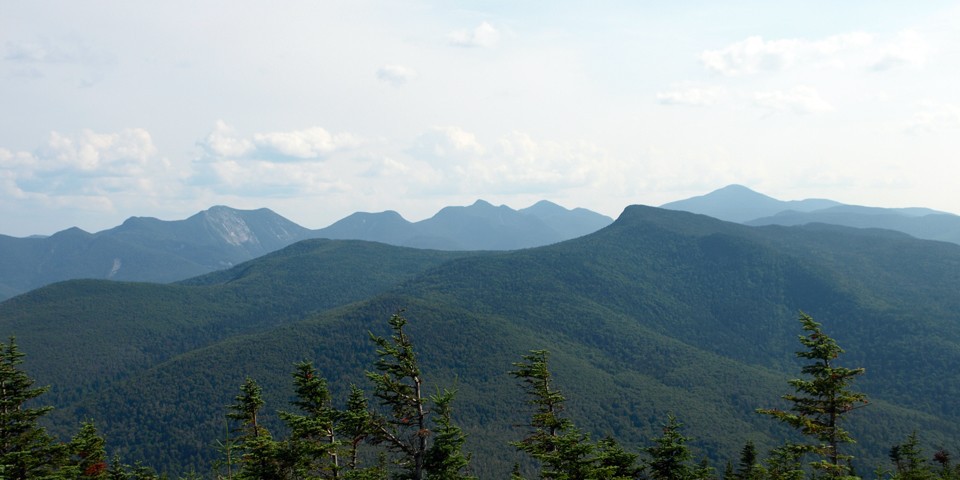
4, 206, 960, 478
3, 311, 959, 480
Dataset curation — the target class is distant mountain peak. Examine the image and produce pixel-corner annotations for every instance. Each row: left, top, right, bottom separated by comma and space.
469, 199, 495, 208
716, 184, 758, 193
695, 184, 777, 202
205, 204, 236, 213
661, 184, 841, 223
522, 200, 566, 215
50, 226, 92, 238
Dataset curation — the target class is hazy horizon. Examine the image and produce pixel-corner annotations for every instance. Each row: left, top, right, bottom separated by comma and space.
4, 2, 959, 237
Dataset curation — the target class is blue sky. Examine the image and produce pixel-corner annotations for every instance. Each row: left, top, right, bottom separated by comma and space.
3, 1, 959, 236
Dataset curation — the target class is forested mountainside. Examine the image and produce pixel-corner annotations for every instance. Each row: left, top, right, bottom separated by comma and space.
3, 205, 960, 477
0, 201, 611, 301
0, 206, 314, 301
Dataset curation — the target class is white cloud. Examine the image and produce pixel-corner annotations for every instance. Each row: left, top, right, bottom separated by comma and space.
486, 132, 599, 190
407, 127, 605, 194
0, 127, 181, 212
0, 149, 37, 199
4, 41, 55, 63
0, 148, 37, 169
376, 64, 417, 86
198, 121, 254, 158
38, 128, 158, 174
904, 101, 960, 133
753, 86, 834, 114
448, 22, 500, 48
702, 32, 891, 76
360, 155, 412, 179
409, 126, 485, 168
657, 86, 726, 106
3, 37, 114, 66
191, 123, 367, 198
702, 36, 798, 76
2, 36, 115, 88
200, 159, 348, 196
870, 30, 929, 71
198, 122, 360, 161
253, 127, 361, 159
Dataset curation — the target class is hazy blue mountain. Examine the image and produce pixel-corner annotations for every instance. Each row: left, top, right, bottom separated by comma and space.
7, 205, 960, 475
660, 184, 841, 222
746, 205, 960, 245
316, 210, 416, 244
314, 199, 614, 250
519, 199, 614, 240
104, 205, 313, 263
0, 206, 314, 301
662, 184, 960, 245
0, 201, 612, 301
408, 199, 560, 249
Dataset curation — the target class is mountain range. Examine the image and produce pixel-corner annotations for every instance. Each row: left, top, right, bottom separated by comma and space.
662, 184, 960, 245
6, 184, 958, 304
0, 200, 612, 301
4, 204, 960, 476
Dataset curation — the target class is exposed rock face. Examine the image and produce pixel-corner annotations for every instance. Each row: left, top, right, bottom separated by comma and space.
203, 207, 259, 247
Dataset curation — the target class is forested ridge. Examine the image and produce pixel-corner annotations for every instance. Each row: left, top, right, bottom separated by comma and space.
3, 312, 958, 480
3, 205, 960, 477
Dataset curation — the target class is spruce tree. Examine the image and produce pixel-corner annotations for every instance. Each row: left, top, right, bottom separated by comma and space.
338, 384, 374, 473
734, 441, 763, 480
0, 336, 66, 479
510, 349, 604, 479
227, 377, 282, 479
106, 453, 130, 480
888, 433, 935, 480
366, 311, 430, 479
762, 446, 805, 480
594, 436, 642, 480
643, 415, 710, 480
758, 313, 868, 479
366, 311, 472, 479
279, 361, 341, 478
423, 389, 474, 480
932, 449, 958, 480
69, 421, 109, 479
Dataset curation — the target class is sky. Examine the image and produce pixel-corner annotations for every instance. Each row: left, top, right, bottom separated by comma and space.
3, 1, 960, 237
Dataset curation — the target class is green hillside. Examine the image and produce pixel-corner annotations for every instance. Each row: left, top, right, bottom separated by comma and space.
0, 240, 474, 408
4, 206, 960, 477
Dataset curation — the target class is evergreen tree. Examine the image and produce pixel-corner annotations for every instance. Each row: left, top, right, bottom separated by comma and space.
213, 420, 237, 480
423, 389, 475, 480
366, 311, 472, 479
510, 349, 609, 479
594, 437, 641, 480
227, 377, 282, 479
643, 415, 709, 480
128, 461, 162, 479
102, 455, 161, 480
734, 441, 763, 480
337, 385, 374, 474
761, 446, 805, 480
932, 449, 958, 480
279, 361, 342, 478
69, 421, 109, 479
0, 336, 66, 479
888, 433, 935, 480
757, 313, 868, 479
106, 453, 131, 480
366, 311, 431, 479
